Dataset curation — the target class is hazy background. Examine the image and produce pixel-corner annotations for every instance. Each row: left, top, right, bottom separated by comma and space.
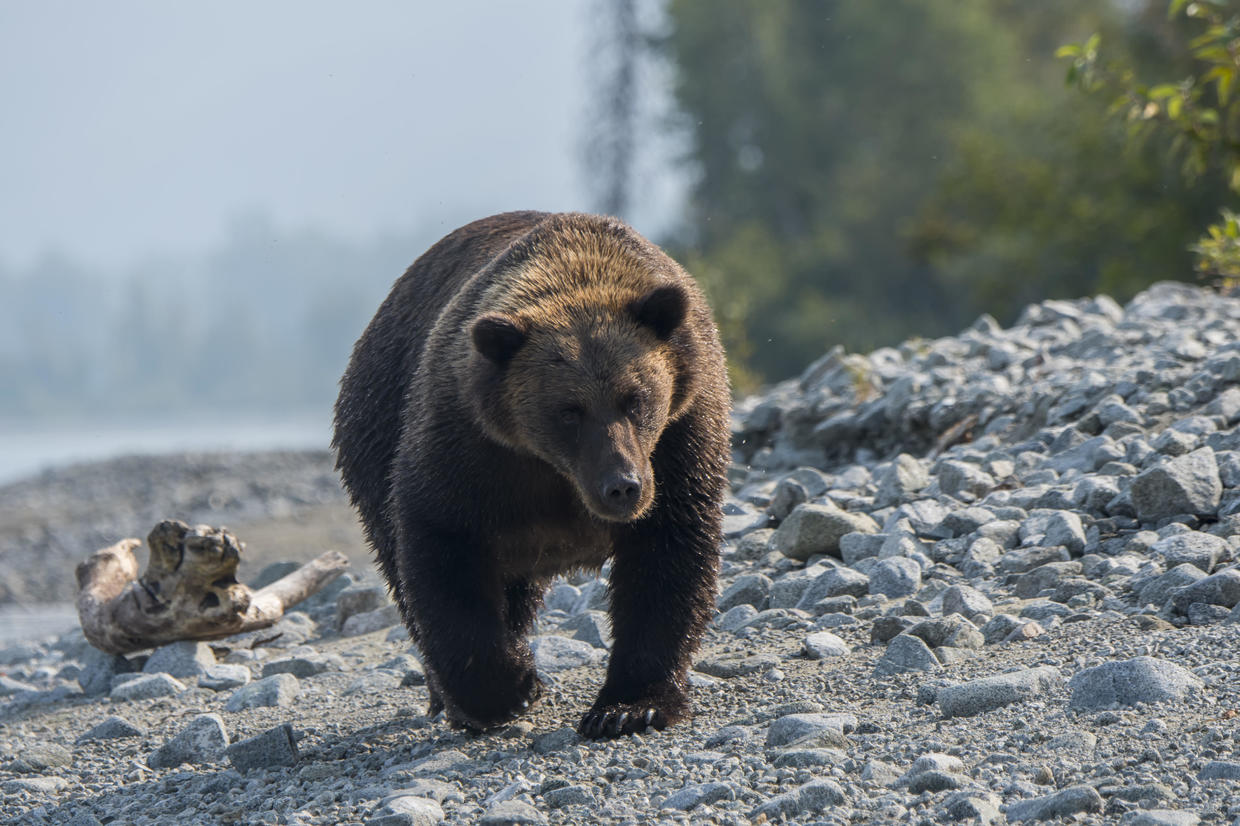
2, 0, 1234, 483
0, 0, 684, 482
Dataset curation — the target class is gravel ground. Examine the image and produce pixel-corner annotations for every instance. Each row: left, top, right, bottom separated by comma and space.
2, 280, 1240, 825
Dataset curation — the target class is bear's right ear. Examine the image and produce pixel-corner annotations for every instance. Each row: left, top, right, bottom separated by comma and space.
629, 284, 688, 340
471, 313, 528, 365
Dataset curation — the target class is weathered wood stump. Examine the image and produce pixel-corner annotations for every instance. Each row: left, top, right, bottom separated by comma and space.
76, 519, 349, 654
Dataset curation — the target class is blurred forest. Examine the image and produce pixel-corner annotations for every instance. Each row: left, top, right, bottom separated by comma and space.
652, 0, 1237, 390
3, 0, 1237, 420
0, 218, 434, 419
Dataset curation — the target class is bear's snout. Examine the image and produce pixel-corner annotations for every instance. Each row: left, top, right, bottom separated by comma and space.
600, 470, 642, 512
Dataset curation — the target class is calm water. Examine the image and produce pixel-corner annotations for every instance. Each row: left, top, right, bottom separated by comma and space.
0, 412, 332, 486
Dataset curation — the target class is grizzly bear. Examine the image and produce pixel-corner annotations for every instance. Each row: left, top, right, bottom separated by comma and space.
333, 211, 729, 738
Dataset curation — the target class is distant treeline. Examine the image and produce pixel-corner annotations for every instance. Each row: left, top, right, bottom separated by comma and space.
0, 217, 435, 419
652, 0, 1237, 390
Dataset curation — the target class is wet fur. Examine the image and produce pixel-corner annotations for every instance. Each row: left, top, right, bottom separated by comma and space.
333, 211, 730, 736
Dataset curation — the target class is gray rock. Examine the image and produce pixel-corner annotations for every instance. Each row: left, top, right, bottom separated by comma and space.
1139, 564, 1208, 607
875, 453, 930, 506
1041, 511, 1087, 554
1120, 811, 1200, 826
558, 611, 612, 649
871, 615, 916, 644
530, 635, 604, 672
716, 604, 759, 632
7, 743, 72, 773
874, 634, 941, 676
944, 792, 1003, 825
1130, 447, 1222, 523
110, 672, 186, 702
1169, 568, 1240, 612
342, 604, 402, 636
1014, 560, 1081, 599
225, 723, 298, 773
336, 585, 390, 629
840, 531, 886, 564
1198, 760, 1240, 780
199, 663, 252, 691
0, 641, 43, 666
1150, 532, 1229, 573
77, 648, 133, 696
367, 795, 445, 826
531, 727, 579, 755
0, 674, 38, 696
1068, 657, 1203, 709
868, 557, 922, 598
938, 461, 996, 498
802, 631, 849, 659
695, 654, 780, 678
77, 715, 145, 743
1186, 602, 1232, 625
2, 776, 71, 794
716, 573, 772, 612
391, 749, 473, 777
148, 713, 229, 769
1006, 785, 1103, 821
543, 582, 580, 613
225, 673, 300, 711
142, 640, 216, 679
937, 666, 1063, 717
771, 502, 878, 561
941, 584, 994, 619
906, 616, 985, 650
797, 567, 870, 608
750, 779, 847, 821
661, 781, 737, 811
346, 671, 403, 695
765, 712, 856, 748
262, 652, 346, 678
980, 613, 1023, 644
1045, 729, 1097, 754
542, 784, 597, 808
478, 799, 547, 825
770, 747, 847, 768
905, 769, 966, 793
999, 545, 1071, 574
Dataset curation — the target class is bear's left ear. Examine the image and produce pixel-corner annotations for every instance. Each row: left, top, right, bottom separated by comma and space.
472, 313, 528, 364
629, 284, 688, 340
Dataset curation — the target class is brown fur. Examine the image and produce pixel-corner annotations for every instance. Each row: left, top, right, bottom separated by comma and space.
333, 211, 730, 737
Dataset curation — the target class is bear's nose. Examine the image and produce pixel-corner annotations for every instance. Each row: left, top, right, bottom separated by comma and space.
601, 472, 642, 509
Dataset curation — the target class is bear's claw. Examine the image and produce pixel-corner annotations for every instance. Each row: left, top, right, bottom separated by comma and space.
577, 704, 667, 739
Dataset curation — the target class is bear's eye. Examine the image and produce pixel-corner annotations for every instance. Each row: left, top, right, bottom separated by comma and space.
558, 406, 583, 426
621, 392, 645, 418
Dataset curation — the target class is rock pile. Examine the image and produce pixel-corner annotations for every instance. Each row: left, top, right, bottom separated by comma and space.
2, 282, 1239, 824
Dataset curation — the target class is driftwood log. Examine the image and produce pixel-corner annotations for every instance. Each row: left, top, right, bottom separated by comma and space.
76, 519, 349, 654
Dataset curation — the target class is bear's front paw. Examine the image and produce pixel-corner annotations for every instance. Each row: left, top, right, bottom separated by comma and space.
578, 687, 688, 739
444, 666, 542, 732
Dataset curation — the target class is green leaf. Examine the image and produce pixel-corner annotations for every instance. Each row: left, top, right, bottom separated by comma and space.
1170, 0, 1191, 18
1055, 44, 1081, 59
1148, 83, 1180, 99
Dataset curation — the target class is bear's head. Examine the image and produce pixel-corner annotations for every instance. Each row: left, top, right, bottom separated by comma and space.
468, 284, 695, 522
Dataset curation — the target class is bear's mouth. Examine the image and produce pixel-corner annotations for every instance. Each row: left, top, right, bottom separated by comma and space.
578, 472, 654, 523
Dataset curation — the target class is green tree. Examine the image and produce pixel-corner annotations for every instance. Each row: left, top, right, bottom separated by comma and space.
657, 0, 1233, 387
1060, 0, 1240, 283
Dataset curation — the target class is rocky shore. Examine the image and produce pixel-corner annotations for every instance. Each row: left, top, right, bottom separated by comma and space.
2, 281, 1239, 825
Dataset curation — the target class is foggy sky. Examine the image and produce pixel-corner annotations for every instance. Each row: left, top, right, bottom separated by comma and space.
0, 1, 675, 273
